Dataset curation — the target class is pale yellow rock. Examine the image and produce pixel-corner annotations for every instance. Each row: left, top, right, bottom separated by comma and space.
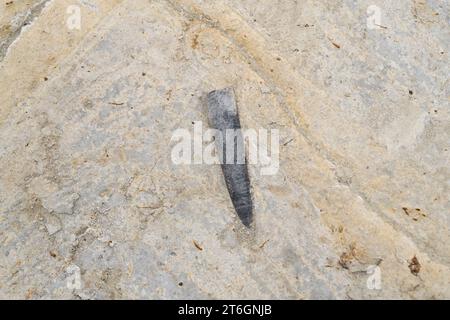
0, 0, 448, 299
0, 0, 124, 123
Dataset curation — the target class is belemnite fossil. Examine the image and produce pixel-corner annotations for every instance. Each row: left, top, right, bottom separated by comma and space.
207, 88, 253, 227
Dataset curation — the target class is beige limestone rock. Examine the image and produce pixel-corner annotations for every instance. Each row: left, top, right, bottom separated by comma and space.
0, 0, 448, 299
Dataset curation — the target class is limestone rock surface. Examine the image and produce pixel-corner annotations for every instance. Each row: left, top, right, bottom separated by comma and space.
0, 0, 449, 299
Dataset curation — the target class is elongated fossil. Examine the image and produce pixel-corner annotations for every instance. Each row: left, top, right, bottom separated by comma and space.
207, 88, 253, 227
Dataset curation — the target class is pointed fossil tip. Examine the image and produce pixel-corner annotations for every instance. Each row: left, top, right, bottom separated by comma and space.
236, 204, 253, 228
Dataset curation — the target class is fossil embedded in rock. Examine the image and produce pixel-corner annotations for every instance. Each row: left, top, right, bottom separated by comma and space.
207, 88, 253, 227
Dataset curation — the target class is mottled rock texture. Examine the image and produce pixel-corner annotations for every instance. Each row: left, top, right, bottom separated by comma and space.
0, 0, 449, 299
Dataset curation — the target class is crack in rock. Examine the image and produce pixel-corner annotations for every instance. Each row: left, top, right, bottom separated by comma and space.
0, 0, 51, 62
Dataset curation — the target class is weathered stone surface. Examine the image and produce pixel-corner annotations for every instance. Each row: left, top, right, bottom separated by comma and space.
0, 0, 448, 299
